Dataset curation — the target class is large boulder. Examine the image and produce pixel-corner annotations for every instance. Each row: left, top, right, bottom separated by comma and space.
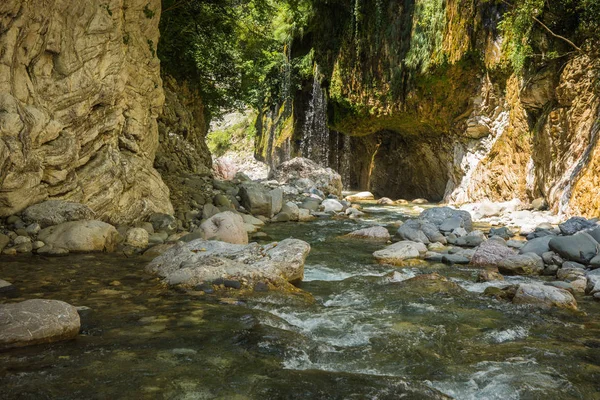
519, 236, 553, 256
549, 232, 599, 263
396, 219, 445, 244
146, 238, 311, 287
22, 200, 94, 228
373, 241, 424, 265
558, 217, 597, 236
419, 207, 473, 232
239, 184, 283, 217
345, 191, 375, 202
470, 240, 517, 267
0, 300, 80, 349
322, 199, 344, 213
270, 157, 342, 197
125, 227, 149, 248
512, 284, 577, 310
199, 211, 248, 245
38, 220, 120, 252
346, 226, 390, 242
497, 253, 544, 275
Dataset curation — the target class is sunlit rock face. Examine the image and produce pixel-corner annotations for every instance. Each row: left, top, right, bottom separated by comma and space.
0, 0, 173, 224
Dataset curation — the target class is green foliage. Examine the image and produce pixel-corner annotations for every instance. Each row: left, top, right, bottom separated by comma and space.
404, 0, 447, 73
143, 4, 155, 19
100, 3, 112, 16
207, 114, 258, 157
498, 0, 543, 73
147, 39, 155, 57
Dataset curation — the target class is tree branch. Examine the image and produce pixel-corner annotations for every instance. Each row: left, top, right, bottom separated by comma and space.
532, 15, 582, 52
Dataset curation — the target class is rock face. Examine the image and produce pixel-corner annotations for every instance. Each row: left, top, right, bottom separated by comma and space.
270, 158, 343, 197
0, 299, 80, 349
146, 238, 311, 287
0, 0, 173, 224
38, 220, 120, 252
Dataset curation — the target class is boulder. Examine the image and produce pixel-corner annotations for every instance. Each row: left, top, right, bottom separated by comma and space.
270, 188, 284, 216
22, 200, 95, 228
322, 199, 344, 213
38, 221, 120, 252
549, 232, 599, 263
346, 226, 390, 241
146, 238, 311, 287
125, 228, 149, 248
148, 213, 178, 235
0, 299, 80, 349
512, 284, 577, 310
199, 211, 248, 245
489, 227, 514, 240
452, 230, 485, 247
558, 217, 597, 236
588, 227, 600, 243
377, 197, 395, 205
519, 236, 553, 256
373, 241, 423, 265
345, 191, 375, 202
497, 253, 544, 275
242, 214, 265, 226
281, 202, 300, 221
0, 233, 9, 253
239, 183, 273, 217
470, 240, 517, 267
396, 220, 430, 244
477, 268, 504, 282
202, 204, 221, 220
420, 207, 473, 232
300, 198, 320, 211
270, 157, 343, 197
439, 217, 464, 233
586, 269, 600, 295
441, 254, 470, 265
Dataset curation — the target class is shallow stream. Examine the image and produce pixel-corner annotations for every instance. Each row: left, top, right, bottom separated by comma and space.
1, 204, 600, 399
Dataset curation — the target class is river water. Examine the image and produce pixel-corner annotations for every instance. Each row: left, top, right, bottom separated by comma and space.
1, 204, 599, 399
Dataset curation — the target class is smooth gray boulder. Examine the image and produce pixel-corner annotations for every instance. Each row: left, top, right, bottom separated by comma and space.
322, 199, 344, 213
22, 200, 95, 228
439, 217, 464, 233
549, 232, 599, 263
519, 236, 553, 256
146, 238, 311, 287
558, 217, 596, 236
586, 269, 600, 295
396, 220, 430, 244
281, 202, 300, 221
239, 183, 272, 217
38, 221, 119, 252
420, 207, 473, 232
498, 253, 544, 275
441, 254, 470, 265
0, 299, 80, 349
373, 241, 424, 265
470, 240, 517, 267
300, 198, 321, 211
489, 227, 514, 240
512, 284, 577, 310
346, 226, 390, 242
199, 211, 248, 245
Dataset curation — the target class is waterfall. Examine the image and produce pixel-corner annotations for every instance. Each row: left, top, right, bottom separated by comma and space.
341, 134, 352, 188
301, 64, 330, 167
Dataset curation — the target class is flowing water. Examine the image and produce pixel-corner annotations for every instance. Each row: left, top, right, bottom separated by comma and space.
1, 204, 600, 399
301, 65, 330, 167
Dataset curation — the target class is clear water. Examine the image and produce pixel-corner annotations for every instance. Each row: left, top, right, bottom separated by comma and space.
1, 204, 600, 399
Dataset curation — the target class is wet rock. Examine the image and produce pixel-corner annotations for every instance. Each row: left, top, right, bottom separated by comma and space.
22, 200, 95, 228
377, 197, 395, 205
344, 191, 375, 202
519, 236, 553, 256
400, 273, 465, 294
549, 232, 599, 263
2, 247, 17, 255
489, 227, 514, 239
322, 199, 344, 213
420, 207, 473, 232
0, 279, 15, 294
439, 217, 464, 233
345, 208, 365, 218
298, 209, 316, 222
346, 226, 390, 242
506, 240, 525, 249
272, 212, 291, 223
498, 253, 544, 275
477, 268, 504, 282
281, 202, 300, 221
202, 204, 221, 220
37, 245, 69, 256
452, 230, 485, 247
0, 234, 9, 253
373, 241, 423, 265
300, 198, 320, 211
38, 221, 119, 252
0, 299, 80, 349
149, 213, 178, 235
470, 240, 517, 267
125, 228, 149, 248
412, 198, 429, 204
512, 284, 577, 310
199, 211, 248, 245
586, 269, 600, 295
441, 254, 470, 265
270, 157, 343, 197
484, 286, 516, 300
146, 238, 311, 287
143, 243, 175, 258
558, 217, 597, 236
531, 197, 548, 211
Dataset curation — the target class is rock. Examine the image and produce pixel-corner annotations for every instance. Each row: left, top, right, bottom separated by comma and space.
346, 226, 390, 241
412, 198, 429, 204
512, 284, 577, 310
13, 236, 31, 245
25, 223, 41, 235
146, 238, 311, 287
590, 254, 600, 268
345, 192, 375, 202
586, 269, 600, 295
0, 234, 9, 253
239, 183, 271, 216
428, 242, 447, 251
0, 279, 15, 294
558, 217, 597, 236
489, 227, 514, 239
477, 268, 504, 282
545, 281, 577, 294
497, 253, 544, 275
270, 188, 284, 216
452, 230, 485, 247
143, 243, 176, 258
281, 202, 300, 221
542, 251, 564, 266
300, 198, 321, 211
439, 217, 464, 233
202, 204, 221, 220
199, 211, 248, 245
519, 236, 553, 256
507, 240, 525, 249
37, 245, 69, 256
420, 207, 473, 232
373, 241, 423, 265
0, 299, 80, 349
298, 209, 316, 222
377, 197, 395, 205
38, 221, 119, 252
32, 241, 45, 250
549, 232, 599, 263
15, 242, 33, 253
125, 228, 149, 248
531, 198, 548, 211
562, 261, 586, 270
470, 240, 517, 267
270, 158, 343, 197
345, 208, 365, 218
441, 254, 470, 265
149, 214, 178, 235
22, 200, 95, 228
272, 212, 291, 223
399, 273, 465, 294
242, 214, 265, 227
213, 194, 232, 209
396, 220, 430, 244
322, 199, 344, 213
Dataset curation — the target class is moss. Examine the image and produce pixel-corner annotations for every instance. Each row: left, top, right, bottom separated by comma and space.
143, 4, 155, 19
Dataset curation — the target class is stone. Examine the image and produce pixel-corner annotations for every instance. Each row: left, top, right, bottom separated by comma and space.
322, 199, 344, 213
590, 254, 600, 268
270, 158, 343, 197
497, 253, 544, 275
239, 183, 271, 217
15, 242, 33, 253
125, 228, 149, 248
149, 214, 178, 235
398, 273, 465, 294
586, 269, 600, 295
146, 238, 311, 287
202, 204, 221, 220
0, 279, 15, 294
213, 194, 232, 208
346, 226, 390, 241
519, 236, 553, 256
441, 254, 470, 265
32, 241, 45, 250
242, 214, 265, 226
13, 236, 31, 245
270, 188, 284, 216
377, 197, 395, 205
38, 221, 119, 252
512, 284, 577, 310
412, 198, 429, 204
300, 198, 321, 211
477, 268, 504, 282
558, 217, 597, 236
452, 230, 485, 247
0, 234, 9, 253
373, 241, 423, 265
25, 223, 41, 235
0, 299, 80, 349
396, 220, 430, 244
470, 240, 517, 267
507, 240, 525, 249
22, 200, 95, 228
148, 233, 165, 245
345, 208, 365, 218
439, 217, 464, 233
549, 232, 599, 263
345, 191, 375, 202
199, 211, 248, 245
489, 227, 514, 239
531, 198, 548, 211
298, 209, 315, 222
281, 202, 300, 221
588, 227, 600, 243
272, 212, 291, 223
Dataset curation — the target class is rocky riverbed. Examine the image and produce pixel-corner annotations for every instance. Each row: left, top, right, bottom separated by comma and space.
1, 157, 600, 399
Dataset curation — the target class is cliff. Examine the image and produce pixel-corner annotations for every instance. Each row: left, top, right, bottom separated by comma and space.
0, 0, 173, 224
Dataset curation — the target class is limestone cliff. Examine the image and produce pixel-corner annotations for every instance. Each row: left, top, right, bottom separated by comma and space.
0, 0, 173, 224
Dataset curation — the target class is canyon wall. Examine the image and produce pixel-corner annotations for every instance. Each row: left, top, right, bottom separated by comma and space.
0, 0, 173, 224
